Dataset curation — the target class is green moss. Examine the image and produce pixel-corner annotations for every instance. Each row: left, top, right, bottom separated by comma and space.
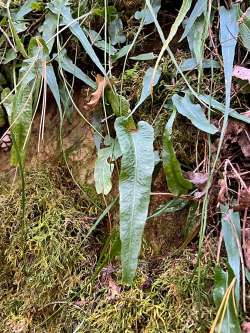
0, 169, 215, 332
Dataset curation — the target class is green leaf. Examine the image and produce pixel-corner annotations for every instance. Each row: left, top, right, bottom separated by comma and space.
130, 52, 156, 61
40, 12, 58, 54
147, 198, 188, 220
48, 2, 106, 76
180, 0, 207, 41
15, 0, 39, 21
10, 84, 33, 166
162, 128, 192, 196
220, 205, 241, 307
106, 89, 131, 117
186, 15, 207, 70
112, 44, 132, 62
87, 30, 117, 55
219, 5, 239, 111
115, 117, 155, 283
46, 63, 61, 110
0, 105, 5, 127
56, 49, 96, 89
172, 93, 218, 134
134, 0, 161, 25
8, 18, 27, 58
94, 138, 121, 195
198, 94, 250, 124
109, 17, 126, 45
1, 88, 13, 118
131, 66, 161, 115
179, 58, 220, 72
238, 8, 250, 51
213, 266, 241, 333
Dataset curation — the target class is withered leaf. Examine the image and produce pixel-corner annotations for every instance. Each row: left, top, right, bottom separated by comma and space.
84, 74, 107, 111
239, 131, 250, 158
243, 229, 250, 271
185, 172, 208, 187
233, 65, 250, 83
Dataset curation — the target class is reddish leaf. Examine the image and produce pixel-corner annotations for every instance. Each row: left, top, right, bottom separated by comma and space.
233, 65, 250, 83
84, 74, 107, 111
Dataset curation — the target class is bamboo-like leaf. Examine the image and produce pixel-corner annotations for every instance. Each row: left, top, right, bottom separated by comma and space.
130, 52, 157, 61
179, 58, 220, 72
180, 0, 207, 41
48, 1, 106, 76
56, 49, 96, 89
115, 117, 155, 283
134, 0, 161, 25
40, 12, 58, 54
219, 5, 239, 111
15, 0, 38, 21
172, 93, 218, 134
238, 8, 250, 52
198, 94, 250, 124
109, 17, 126, 45
162, 128, 192, 196
147, 198, 188, 219
131, 66, 161, 115
46, 63, 61, 110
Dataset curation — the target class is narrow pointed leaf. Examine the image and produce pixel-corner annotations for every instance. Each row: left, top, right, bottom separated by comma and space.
40, 13, 58, 54
131, 66, 161, 115
56, 50, 96, 89
198, 94, 250, 124
134, 0, 161, 25
115, 117, 155, 283
219, 5, 239, 111
180, 0, 207, 41
172, 93, 218, 134
46, 64, 61, 110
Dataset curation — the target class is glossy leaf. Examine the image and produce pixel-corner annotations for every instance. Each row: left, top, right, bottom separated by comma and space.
162, 128, 192, 196
220, 205, 241, 307
46, 63, 61, 110
213, 266, 241, 333
172, 93, 218, 134
115, 117, 155, 283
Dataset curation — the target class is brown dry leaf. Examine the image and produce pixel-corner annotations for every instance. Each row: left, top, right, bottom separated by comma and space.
244, 229, 250, 271
233, 65, 250, 83
217, 179, 228, 203
84, 74, 107, 111
242, 322, 250, 333
185, 172, 208, 187
107, 277, 121, 300
236, 188, 250, 211
239, 131, 250, 158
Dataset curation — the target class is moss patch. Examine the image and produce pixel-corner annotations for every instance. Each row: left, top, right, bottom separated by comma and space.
0, 169, 215, 332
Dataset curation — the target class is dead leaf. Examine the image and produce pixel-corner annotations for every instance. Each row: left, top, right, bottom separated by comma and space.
239, 130, 250, 158
84, 74, 107, 111
233, 65, 250, 83
185, 172, 208, 188
107, 277, 121, 300
242, 322, 250, 333
235, 188, 250, 211
244, 229, 250, 271
218, 179, 228, 203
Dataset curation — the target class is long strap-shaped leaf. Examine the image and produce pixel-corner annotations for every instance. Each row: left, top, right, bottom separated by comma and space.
115, 117, 155, 284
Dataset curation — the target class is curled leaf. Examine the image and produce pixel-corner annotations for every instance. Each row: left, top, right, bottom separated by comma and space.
233, 65, 250, 83
85, 75, 108, 111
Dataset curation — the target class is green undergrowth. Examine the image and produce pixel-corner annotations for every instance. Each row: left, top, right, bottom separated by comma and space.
0, 169, 215, 332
